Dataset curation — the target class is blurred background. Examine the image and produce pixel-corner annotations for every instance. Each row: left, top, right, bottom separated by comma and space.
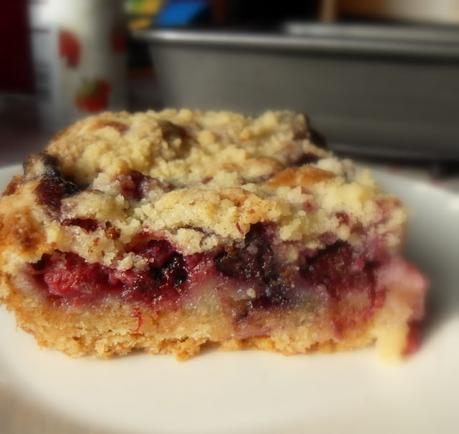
1, 0, 459, 182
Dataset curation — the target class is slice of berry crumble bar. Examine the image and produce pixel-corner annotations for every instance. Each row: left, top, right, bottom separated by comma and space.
0, 110, 427, 359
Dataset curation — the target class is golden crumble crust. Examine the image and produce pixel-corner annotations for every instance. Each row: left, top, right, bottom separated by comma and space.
46, 110, 318, 184
1, 275, 414, 360
0, 110, 405, 272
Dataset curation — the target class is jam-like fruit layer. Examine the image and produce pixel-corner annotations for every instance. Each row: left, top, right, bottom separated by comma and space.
215, 224, 293, 308
31, 225, 385, 325
117, 171, 171, 201
32, 240, 189, 307
34, 154, 85, 213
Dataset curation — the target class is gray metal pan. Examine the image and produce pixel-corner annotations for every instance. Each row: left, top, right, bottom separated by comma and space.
136, 25, 459, 160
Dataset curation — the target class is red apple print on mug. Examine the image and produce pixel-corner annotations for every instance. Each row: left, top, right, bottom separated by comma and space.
111, 28, 127, 53
75, 79, 111, 112
59, 30, 81, 68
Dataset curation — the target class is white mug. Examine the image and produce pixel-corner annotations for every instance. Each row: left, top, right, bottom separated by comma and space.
29, 0, 127, 132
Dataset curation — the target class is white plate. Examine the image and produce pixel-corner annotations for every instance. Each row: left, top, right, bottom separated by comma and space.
0, 164, 458, 434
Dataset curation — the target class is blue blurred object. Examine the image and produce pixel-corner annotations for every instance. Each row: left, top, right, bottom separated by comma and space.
155, 0, 208, 27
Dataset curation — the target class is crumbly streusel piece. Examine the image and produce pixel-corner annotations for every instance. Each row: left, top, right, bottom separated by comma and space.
0, 110, 427, 359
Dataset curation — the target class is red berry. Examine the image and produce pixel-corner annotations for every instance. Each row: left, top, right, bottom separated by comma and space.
59, 30, 80, 68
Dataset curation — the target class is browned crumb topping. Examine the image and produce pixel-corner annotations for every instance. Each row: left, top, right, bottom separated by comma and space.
0, 110, 405, 273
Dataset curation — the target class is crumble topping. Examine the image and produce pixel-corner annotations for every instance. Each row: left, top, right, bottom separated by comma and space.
0, 110, 406, 272
47, 110, 324, 185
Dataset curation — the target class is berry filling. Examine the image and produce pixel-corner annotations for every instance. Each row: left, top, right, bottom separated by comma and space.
62, 218, 99, 232
301, 242, 377, 302
215, 224, 294, 309
117, 171, 171, 201
34, 155, 85, 214
30, 225, 386, 333
32, 241, 190, 307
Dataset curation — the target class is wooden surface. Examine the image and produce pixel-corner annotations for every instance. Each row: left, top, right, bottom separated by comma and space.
339, 0, 459, 23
